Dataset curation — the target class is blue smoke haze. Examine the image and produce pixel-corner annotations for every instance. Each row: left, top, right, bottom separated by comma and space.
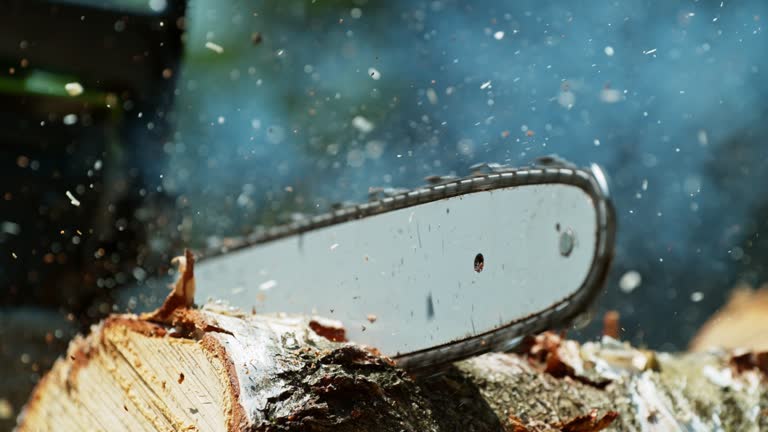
158, 0, 768, 349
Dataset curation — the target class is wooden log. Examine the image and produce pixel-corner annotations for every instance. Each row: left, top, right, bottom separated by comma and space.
16, 254, 768, 431
17, 311, 768, 431
690, 283, 768, 352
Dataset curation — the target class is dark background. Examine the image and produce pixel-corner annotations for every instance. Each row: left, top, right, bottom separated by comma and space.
2, 0, 768, 426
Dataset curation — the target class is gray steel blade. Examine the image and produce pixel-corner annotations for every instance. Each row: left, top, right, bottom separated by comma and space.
193, 163, 615, 369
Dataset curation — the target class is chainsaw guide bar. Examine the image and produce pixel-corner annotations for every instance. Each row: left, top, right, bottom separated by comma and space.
189, 157, 616, 370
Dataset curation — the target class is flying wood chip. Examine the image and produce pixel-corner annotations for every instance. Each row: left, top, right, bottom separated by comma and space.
602, 310, 620, 339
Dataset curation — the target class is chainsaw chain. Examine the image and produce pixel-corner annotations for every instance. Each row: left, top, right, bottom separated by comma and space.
199, 156, 615, 369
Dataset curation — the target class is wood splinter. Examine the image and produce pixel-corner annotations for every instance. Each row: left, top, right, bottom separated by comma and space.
140, 249, 196, 323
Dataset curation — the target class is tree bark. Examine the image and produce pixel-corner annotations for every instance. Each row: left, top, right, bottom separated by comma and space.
16, 306, 768, 431
16, 255, 768, 431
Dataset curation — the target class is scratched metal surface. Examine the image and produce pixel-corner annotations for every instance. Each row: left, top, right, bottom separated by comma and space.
189, 161, 615, 369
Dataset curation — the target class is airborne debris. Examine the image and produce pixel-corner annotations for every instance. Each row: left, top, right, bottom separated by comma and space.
558, 90, 575, 109
1, 221, 20, 235
64, 82, 83, 97
619, 271, 642, 293
0, 398, 13, 420
599, 87, 622, 103
259, 280, 277, 291
426, 88, 438, 104
205, 41, 224, 54
697, 130, 709, 146
352, 115, 374, 133
62, 114, 78, 125
367, 67, 381, 80
602, 310, 620, 339
65, 191, 80, 207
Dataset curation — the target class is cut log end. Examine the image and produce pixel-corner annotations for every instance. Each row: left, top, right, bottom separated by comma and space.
18, 313, 237, 431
